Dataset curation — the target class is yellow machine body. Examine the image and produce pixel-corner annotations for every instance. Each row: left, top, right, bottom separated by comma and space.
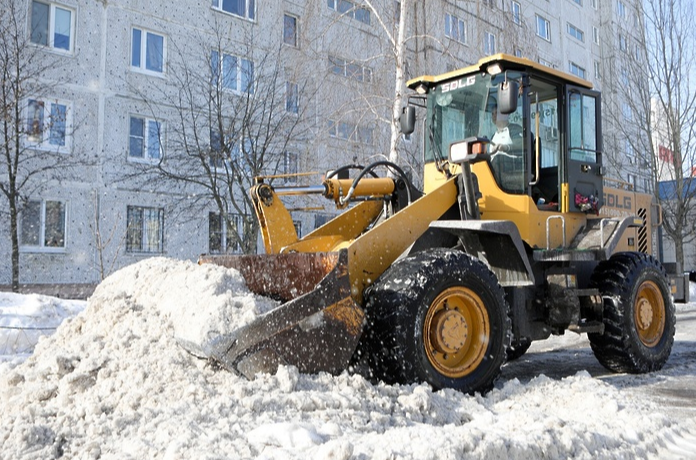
195, 54, 671, 389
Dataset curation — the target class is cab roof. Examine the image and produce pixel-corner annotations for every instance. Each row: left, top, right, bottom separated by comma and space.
407, 53, 594, 91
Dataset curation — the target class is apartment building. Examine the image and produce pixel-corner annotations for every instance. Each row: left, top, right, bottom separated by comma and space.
0, 0, 641, 286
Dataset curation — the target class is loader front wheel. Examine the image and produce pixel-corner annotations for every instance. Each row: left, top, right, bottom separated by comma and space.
588, 252, 675, 373
506, 337, 532, 361
363, 249, 510, 394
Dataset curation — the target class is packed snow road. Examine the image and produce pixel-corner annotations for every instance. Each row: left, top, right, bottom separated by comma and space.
1, 258, 696, 459
502, 304, 696, 420
502, 304, 696, 458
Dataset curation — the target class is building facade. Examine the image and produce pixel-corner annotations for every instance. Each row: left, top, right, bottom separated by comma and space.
1, 0, 643, 286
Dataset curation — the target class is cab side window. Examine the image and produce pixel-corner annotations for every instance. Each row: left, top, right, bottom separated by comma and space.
569, 92, 598, 163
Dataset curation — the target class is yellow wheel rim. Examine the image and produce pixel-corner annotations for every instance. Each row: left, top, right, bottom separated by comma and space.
423, 286, 490, 378
633, 280, 666, 348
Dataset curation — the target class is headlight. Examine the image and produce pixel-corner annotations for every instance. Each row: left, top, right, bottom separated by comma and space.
449, 137, 489, 164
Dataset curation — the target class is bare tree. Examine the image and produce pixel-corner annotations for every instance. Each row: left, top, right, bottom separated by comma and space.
357, 0, 409, 166
477, 1, 538, 60
127, 21, 314, 254
312, 1, 442, 179
319, 1, 537, 176
0, 0, 81, 290
607, 0, 696, 270
90, 192, 126, 281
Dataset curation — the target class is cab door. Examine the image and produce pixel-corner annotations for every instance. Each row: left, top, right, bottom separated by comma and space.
564, 86, 603, 213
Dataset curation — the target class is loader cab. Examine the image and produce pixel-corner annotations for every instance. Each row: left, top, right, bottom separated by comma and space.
411, 54, 603, 217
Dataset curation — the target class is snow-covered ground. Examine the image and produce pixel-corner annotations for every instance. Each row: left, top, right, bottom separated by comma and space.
1, 258, 696, 459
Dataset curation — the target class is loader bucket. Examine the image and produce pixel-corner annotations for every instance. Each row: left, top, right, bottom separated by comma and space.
197, 249, 364, 378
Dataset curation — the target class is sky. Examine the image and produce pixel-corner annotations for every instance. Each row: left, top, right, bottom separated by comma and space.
1, 257, 696, 459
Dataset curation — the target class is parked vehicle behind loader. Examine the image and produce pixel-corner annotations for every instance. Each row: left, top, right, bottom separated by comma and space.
197, 54, 675, 394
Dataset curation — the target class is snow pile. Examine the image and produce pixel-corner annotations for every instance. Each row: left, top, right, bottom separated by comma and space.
87, 257, 278, 358
0, 292, 85, 363
0, 258, 692, 459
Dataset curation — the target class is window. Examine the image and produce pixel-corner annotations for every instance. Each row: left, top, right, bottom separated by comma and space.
212, 0, 255, 20
592, 0, 597, 9
286, 82, 299, 114
539, 58, 554, 68
327, 0, 370, 25
314, 213, 332, 229
625, 139, 634, 159
131, 28, 165, 74
209, 212, 242, 253
329, 56, 343, 76
568, 92, 598, 162
622, 102, 632, 121
569, 61, 586, 79
329, 55, 372, 83
328, 119, 373, 145
20, 200, 66, 251
328, 119, 348, 140
25, 98, 71, 152
594, 60, 601, 79
353, 7, 370, 24
129, 116, 162, 161
445, 13, 466, 44
619, 34, 627, 52
283, 14, 298, 46
338, 120, 354, 140
627, 174, 637, 190
593, 26, 599, 45
617, 0, 626, 18
126, 206, 164, 253
511, 1, 521, 25
514, 48, 523, 57
284, 151, 298, 183
536, 15, 551, 41
231, 138, 252, 172
210, 131, 253, 171
567, 23, 584, 42
483, 32, 496, 54
30, 2, 74, 52
293, 220, 302, 238
571, 0, 582, 5
211, 50, 254, 94
209, 129, 227, 169
357, 125, 373, 145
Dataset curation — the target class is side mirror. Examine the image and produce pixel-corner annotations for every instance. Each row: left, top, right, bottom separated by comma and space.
399, 106, 416, 135
497, 79, 519, 115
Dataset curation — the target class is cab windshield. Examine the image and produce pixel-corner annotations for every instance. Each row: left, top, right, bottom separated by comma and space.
425, 71, 526, 194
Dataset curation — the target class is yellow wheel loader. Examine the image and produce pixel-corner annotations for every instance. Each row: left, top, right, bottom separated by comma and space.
198, 54, 675, 394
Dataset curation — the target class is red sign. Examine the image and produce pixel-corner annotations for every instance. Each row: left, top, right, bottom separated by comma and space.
659, 145, 673, 163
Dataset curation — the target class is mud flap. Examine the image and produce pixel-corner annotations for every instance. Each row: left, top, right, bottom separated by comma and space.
199, 250, 364, 378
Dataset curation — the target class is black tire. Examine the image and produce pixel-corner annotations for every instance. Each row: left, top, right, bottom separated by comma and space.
588, 252, 675, 373
506, 337, 532, 361
362, 248, 510, 394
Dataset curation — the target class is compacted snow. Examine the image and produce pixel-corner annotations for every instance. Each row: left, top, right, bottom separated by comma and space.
1, 257, 696, 459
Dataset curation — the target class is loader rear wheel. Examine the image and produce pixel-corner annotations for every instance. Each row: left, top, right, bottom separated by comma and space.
363, 248, 510, 394
588, 252, 675, 373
